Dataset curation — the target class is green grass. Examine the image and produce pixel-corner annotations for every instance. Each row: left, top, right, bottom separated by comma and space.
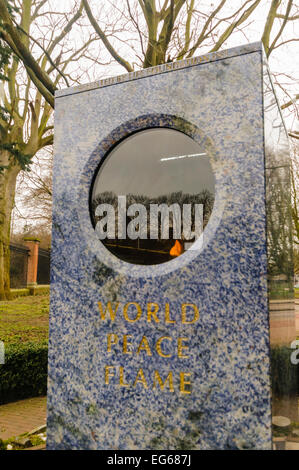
0, 295, 49, 404
0, 295, 49, 346
0, 428, 46, 450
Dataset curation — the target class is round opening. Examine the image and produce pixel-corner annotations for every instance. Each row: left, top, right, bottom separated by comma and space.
90, 127, 215, 265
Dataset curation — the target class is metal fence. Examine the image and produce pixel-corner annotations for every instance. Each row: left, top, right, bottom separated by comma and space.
9, 243, 50, 288
37, 247, 51, 285
9, 243, 29, 288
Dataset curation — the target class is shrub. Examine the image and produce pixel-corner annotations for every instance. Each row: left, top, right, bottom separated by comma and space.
271, 346, 298, 397
0, 341, 48, 404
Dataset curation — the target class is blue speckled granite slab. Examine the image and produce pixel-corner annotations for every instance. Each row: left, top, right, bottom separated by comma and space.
47, 43, 277, 450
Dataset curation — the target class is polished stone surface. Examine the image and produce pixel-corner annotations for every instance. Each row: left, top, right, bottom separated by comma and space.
263, 57, 298, 432
47, 43, 292, 450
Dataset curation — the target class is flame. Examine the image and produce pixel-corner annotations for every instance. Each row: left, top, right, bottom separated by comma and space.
170, 240, 183, 257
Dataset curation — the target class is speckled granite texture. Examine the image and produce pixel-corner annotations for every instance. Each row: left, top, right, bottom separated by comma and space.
47, 43, 280, 450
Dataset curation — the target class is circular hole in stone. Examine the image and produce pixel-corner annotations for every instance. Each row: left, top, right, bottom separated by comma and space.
90, 128, 215, 265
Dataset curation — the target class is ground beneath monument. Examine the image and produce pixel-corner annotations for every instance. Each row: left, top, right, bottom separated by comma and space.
0, 294, 298, 449
0, 294, 49, 344
0, 396, 46, 440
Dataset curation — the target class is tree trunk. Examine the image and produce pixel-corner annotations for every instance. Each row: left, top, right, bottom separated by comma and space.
0, 153, 20, 300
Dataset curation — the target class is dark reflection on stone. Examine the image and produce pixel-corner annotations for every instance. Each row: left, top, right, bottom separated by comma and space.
91, 190, 214, 264
264, 65, 298, 435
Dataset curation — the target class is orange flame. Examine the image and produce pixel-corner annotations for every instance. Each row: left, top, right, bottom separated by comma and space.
170, 240, 183, 257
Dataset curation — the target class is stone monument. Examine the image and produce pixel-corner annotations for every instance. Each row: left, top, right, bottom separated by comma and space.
47, 42, 297, 450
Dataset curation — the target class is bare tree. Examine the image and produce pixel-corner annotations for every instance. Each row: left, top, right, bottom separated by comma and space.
2, 1, 298, 108
14, 147, 52, 226
0, 0, 99, 298
78, 1, 299, 135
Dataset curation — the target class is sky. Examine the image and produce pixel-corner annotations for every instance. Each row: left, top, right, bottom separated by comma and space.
51, 0, 298, 128
92, 128, 215, 199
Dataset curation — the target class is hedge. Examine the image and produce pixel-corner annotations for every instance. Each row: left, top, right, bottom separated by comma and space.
0, 342, 48, 404
0, 342, 297, 405
10, 285, 50, 299
270, 346, 298, 397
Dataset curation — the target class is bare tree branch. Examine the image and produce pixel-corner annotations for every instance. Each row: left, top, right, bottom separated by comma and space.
0, 0, 56, 97
289, 131, 299, 139
46, 1, 84, 57
0, 27, 55, 107
281, 94, 299, 109
11, 18, 70, 87
262, 0, 281, 55
186, 0, 227, 57
209, 0, 261, 52
82, 0, 133, 72
268, 0, 293, 56
177, 0, 194, 59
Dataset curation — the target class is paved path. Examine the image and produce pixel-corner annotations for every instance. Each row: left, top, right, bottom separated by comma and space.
0, 394, 298, 450
286, 441, 299, 450
0, 396, 47, 440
